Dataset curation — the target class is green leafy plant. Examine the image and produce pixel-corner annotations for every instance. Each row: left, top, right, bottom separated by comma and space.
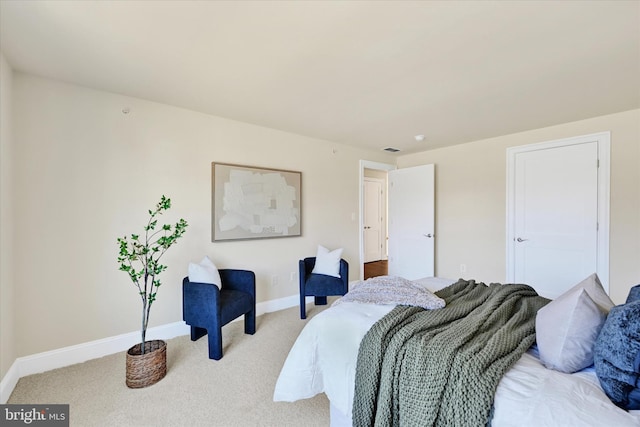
117, 196, 188, 354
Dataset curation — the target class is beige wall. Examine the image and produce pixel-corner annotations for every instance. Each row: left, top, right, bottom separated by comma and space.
397, 109, 640, 305
4, 70, 639, 374
0, 53, 15, 379
10, 73, 394, 357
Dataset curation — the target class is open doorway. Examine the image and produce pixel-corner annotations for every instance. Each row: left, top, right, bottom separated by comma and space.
359, 161, 436, 281
359, 160, 395, 280
364, 173, 387, 279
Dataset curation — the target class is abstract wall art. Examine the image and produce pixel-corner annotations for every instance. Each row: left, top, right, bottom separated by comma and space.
211, 163, 301, 241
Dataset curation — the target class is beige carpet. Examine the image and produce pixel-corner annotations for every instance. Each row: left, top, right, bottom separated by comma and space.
8, 303, 334, 426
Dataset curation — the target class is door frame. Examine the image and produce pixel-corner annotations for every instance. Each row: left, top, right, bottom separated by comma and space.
359, 160, 396, 280
506, 131, 610, 292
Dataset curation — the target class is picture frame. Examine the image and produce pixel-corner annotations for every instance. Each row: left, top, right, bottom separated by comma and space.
211, 162, 302, 241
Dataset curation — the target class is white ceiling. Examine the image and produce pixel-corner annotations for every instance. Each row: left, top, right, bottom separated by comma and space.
1, 1, 639, 154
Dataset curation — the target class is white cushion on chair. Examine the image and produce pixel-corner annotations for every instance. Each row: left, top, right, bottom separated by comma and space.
188, 256, 221, 289
311, 245, 343, 278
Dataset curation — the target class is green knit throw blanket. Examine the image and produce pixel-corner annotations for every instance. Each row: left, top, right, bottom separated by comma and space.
353, 279, 549, 427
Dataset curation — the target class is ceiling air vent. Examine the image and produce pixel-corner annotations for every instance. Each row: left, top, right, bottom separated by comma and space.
383, 147, 401, 153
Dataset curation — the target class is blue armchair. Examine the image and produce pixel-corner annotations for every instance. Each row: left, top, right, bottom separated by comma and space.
182, 269, 256, 360
299, 257, 349, 319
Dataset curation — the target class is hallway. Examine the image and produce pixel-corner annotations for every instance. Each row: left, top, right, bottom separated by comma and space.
364, 260, 388, 280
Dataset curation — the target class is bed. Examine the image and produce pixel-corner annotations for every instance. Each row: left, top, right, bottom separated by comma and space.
273, 276, 640, 426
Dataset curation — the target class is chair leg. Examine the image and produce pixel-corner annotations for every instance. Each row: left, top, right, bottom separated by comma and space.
300, 293, 306, 319
315, 296, 328, 306
245, 309, 256, 335
207, 326, 223, 360
190, 326, 207, 342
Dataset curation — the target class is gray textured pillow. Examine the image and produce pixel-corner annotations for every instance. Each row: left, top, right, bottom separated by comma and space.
536, 273, 613, 373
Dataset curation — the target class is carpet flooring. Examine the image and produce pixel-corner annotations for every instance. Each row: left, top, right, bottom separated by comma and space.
8, 303, 335, 426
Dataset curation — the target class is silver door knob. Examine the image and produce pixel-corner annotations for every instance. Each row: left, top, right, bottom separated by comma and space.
424, 233, 433, 238
516, 237, 529, 242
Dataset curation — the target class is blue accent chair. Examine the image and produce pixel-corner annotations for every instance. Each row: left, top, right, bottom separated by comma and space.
299, 257, 349, 319
182, 269, 256, 360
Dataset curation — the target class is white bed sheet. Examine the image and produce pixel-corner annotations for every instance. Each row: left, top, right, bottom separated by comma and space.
273, 277, 640, 426
273, 299, 394, 415
493, 349, 640, 426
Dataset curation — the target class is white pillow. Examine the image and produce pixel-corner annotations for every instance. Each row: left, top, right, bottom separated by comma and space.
536, 273, 613, 373
572, 273, 614, 314
311, 245, 343, 278
188, 256, 221, 289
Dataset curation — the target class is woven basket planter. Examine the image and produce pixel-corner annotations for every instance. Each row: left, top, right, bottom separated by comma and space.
126, 339, 167, 388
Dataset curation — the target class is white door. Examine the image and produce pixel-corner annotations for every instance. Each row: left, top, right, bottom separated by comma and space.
364, 178, 383, 263
509, 135, 609, 299
388, 164, 435, 279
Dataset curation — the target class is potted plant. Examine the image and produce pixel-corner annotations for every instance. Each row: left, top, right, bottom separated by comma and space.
117, 195, 188, 388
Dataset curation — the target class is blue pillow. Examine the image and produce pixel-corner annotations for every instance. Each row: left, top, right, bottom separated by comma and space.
626, 284, 640, 304
593, 300, 640, 410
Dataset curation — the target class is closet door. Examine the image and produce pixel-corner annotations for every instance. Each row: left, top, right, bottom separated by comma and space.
507, 133, 609, 298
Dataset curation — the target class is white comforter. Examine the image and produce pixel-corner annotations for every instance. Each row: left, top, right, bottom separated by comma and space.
273, 278, 640, 426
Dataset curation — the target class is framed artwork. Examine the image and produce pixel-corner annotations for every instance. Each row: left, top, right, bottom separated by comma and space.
211, 162, 302, 241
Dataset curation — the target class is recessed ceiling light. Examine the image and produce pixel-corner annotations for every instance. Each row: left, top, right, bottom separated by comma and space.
414, 134, 426, 142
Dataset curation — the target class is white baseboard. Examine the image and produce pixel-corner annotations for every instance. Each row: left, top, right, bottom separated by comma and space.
1, 294, 306, 403
0, 363, 19, 404
0, 321, 189, 403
